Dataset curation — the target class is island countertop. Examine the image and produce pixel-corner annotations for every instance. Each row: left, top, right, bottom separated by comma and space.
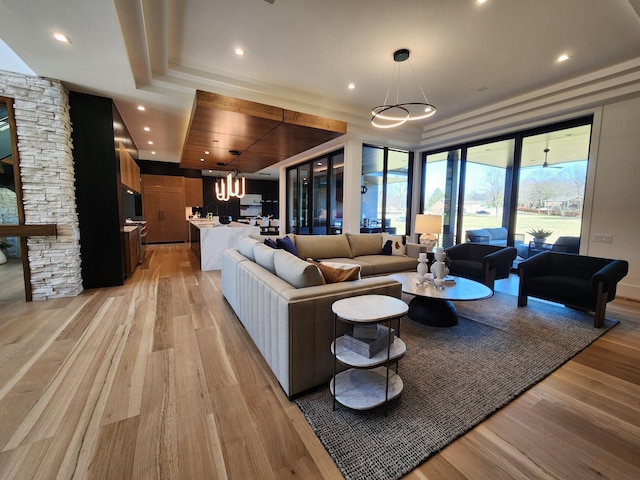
189, 220, 260, 270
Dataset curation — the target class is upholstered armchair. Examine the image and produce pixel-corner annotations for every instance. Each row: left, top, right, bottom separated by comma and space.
445, 243, 517, 289
517, 251, 629, 327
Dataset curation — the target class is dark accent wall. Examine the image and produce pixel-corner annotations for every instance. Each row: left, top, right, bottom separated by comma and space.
202, 177, 278, 219
70, 91, 137, 289
138, 159, 202, 178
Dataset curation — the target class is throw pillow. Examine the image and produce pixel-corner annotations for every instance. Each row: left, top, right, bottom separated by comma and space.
307, 259, 361, 283
381, 233, 406, 256
264, 238, 278, 249
382, 239, 393, 255
276, 236, 298, 256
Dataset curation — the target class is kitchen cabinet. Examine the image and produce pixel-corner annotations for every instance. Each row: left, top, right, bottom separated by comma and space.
184, 177, 203, 207
70, 91, 138, 288
142, 175, 187, 243
120, 144, 141, 192
123, 226, 140, 277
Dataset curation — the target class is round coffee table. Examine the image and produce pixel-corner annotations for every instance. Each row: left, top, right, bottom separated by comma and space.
389, 272, 493, 327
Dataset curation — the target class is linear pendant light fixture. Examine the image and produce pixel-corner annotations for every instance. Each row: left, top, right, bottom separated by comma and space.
215, 170, 246, 201
371, 48, 437, 129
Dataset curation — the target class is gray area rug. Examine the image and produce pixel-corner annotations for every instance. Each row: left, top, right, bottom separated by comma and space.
294, 292, 619, 480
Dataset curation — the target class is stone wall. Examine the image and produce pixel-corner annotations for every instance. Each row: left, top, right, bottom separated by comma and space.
0, 69, 82, 299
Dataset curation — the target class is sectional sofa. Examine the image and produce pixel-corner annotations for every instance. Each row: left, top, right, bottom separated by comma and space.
220, 233, 419, 397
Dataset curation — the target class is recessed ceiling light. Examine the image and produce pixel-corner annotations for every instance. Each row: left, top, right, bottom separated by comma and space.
200, 158, 205, 162
204, 151, 210, 154
557, 53, 571, 62
476, 0, 487, 4
148, 141, 153, 145
151, 151, 156, 155
347, 83, 356, 90
137, 105, 146, 111
235, 48, 245, 56
143, 126, 151, 132
53, 32, 71, 44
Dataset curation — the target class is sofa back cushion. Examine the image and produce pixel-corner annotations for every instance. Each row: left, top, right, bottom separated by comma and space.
294, 233, 352, 260
486, 227, 507, 241
465, 228, 491, 243
273, 250, 326, 288
237, 236, 260, 260
254, 242, 277, 274
347, 233, 383, 257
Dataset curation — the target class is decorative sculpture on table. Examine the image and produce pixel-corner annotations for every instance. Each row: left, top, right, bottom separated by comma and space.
431, 247, 447, 288
416, 252, 429, 284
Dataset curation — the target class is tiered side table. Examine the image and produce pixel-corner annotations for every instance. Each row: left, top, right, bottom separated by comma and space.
331, 294, 408, 415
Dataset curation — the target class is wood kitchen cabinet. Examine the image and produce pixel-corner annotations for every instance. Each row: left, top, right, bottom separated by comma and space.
120, 144, 141, 192
123, 226, 140, 277
142, 175, 187, 243
184, 177, 203, 207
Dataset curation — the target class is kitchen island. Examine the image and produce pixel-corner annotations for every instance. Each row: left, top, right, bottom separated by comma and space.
189, 220, 260, 271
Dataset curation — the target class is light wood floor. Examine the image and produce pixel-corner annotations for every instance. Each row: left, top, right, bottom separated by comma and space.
0, 244, 638, 479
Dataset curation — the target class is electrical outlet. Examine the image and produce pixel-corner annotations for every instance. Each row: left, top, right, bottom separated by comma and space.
593, 234, 613, 244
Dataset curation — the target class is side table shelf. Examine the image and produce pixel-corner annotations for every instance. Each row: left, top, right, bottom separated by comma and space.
331, 294, 408, 415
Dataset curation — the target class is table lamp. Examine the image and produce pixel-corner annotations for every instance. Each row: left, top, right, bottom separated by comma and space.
414, 214, 442, 251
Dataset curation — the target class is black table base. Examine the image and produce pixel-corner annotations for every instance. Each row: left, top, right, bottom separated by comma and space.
408, 296, 458, 327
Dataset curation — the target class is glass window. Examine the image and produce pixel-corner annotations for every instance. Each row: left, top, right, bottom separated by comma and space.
330, 152, 344, 234
461, 139, 514, 239
286, 149, 344, 235
516, 124, 590, 246
421, 116, 592, 251
361, 145, 411, 235
423, 149, 460, 247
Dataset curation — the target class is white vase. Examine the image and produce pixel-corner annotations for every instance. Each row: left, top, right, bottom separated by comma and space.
433, 247, 446, 263
431, 261, 445, 279
417, 255, 428, 283
0, 249, 7, 265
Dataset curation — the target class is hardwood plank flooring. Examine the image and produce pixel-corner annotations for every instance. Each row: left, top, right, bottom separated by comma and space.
0, 243, 638, 479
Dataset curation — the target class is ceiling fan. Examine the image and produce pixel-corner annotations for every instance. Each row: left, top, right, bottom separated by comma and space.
541, 147, 562, 169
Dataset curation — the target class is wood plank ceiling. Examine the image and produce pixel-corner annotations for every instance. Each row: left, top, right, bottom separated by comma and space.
180, 91, 347, 173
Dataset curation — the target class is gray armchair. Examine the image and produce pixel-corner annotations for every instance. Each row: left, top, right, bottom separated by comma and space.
517, 251, 628, 327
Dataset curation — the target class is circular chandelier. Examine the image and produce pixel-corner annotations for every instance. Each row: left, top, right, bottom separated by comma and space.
371, 48, 437, 129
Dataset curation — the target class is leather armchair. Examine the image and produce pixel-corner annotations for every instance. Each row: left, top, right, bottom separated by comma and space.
445, 243, 517, 289
517, 251, 628, 327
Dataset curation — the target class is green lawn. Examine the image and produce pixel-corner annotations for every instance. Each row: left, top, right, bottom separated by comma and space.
463, 211, 581, 244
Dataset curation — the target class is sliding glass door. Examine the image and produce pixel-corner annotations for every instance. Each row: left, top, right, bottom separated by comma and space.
286, 149, 344, 235
516, 124, 590, 246
361, 145, 412, 235
421, 116, 592, 253
461, 139, 514, 239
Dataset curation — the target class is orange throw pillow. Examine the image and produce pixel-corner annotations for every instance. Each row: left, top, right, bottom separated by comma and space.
307, 259, 361, 283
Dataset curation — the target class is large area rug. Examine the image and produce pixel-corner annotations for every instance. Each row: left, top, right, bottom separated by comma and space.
294, 292, 619, 480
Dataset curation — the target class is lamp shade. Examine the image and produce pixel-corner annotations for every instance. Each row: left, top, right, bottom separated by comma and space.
415, 214, 442, 234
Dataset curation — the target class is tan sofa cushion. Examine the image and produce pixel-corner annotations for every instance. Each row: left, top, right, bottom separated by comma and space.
273, 250, 326, 288
347, 233, 383, 257
294, 233, 352, 260
356, 254, 418, 275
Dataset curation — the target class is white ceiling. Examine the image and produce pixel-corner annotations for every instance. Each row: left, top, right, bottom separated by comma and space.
1, 0, 640, 174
